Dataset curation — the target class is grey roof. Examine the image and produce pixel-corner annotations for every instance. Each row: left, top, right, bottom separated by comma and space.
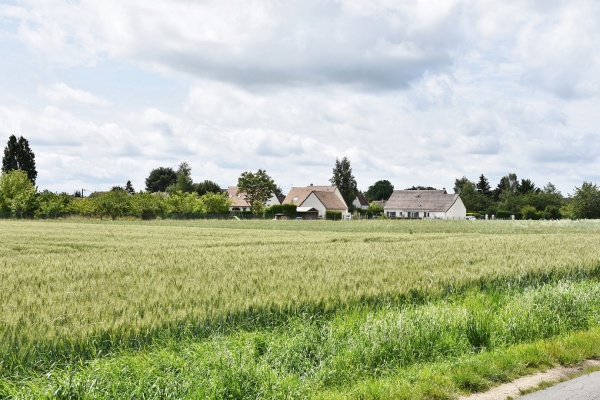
384, 190, 460, 212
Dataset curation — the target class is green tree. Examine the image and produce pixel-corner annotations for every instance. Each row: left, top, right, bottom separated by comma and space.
96, 190, 131, 220
171, 161, 194, 193
36, 190, 71, 218
0, 169, 37, 218
494, 173, 519, 202
368, 201, 384, 214
571, 181, 600, 219
165, 191, 202, 216
145, 167, 177, 192
366, 179, 394, 202
200, 192, 231, 214
476, 174, 492, 198
518, 179, 538, 195
406, 185, 438, 190
2, 135, 37, 184
195, 180, 222, 196
130, 192, 166, 220
125, 180, 135, 194
237, 169, 277, 215
454, 177, 492, 212
330, 157, 358, 210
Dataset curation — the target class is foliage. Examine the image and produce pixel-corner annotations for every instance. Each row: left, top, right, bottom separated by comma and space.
494, 173, 519, 202
130, 192, 166, 220
237, 169, 277, 215
2, 134, 37, 184
476, 174, 492, 197
368, 201, 384, 214
125, 180, 135, 194
95, 189, 131, 220
195, 180, 222, 196
145, 166, 177, 192
267, 203, 297, 218
325, 210, 342, 220
199, 191, 231, 214
454, 177, 493, 212
366, 179, 394, 202
405, 185, 437, 190
0, 169, 37, 217
165, 191, 203, 215
169, 161, 194, 193
571, 181, 600, 219
521, 205, 540, 220
36, 190, 71, 218
330, 157, 358, 210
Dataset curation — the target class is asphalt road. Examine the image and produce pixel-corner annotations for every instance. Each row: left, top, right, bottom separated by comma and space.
518, 371, 600, 399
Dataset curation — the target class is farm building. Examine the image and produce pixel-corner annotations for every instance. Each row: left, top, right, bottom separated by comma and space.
283, 185, 349, 219
384, 190, 466, 219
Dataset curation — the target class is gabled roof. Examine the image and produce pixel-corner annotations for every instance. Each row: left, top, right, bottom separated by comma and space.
355, 193, 369, 206
384, 190, 460, 212
312, 191, 347, 211
283, 185, 337, 205
227, 186, 250, 208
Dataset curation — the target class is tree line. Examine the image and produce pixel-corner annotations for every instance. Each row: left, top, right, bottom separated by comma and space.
1, 135, 599, 220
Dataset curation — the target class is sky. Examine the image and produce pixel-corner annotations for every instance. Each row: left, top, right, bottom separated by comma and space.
1, 0, 599, 196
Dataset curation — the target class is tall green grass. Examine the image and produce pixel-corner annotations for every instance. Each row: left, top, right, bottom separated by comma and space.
0, 219, 599, 394
5, 279, 600, 398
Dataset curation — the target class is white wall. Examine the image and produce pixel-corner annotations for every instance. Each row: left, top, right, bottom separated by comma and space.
446, 198, 467, 219
301, 193, 327, 218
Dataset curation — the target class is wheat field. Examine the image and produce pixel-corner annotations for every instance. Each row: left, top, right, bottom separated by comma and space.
1, 219, 600, 398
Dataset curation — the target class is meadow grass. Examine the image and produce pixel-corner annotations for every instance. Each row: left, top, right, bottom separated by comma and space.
1, 219, 600, 397
5, 279, 600, 399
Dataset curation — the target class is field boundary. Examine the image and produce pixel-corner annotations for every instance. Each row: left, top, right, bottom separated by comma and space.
460, 359, 600, 400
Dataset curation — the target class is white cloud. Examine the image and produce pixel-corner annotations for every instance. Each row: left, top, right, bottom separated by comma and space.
0, 0, 600, 196
38, 83, 110, 106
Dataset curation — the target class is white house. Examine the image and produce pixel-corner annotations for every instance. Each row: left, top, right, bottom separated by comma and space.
283, 185, 349, 218
227, 186, 281, 212
352, 193, 369, 210
384, 190, 466, 219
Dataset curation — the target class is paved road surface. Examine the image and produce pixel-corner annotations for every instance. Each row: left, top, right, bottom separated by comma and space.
518, 371, 600, 399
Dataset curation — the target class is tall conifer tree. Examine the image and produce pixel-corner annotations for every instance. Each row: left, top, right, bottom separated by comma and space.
2, 135, 37, 184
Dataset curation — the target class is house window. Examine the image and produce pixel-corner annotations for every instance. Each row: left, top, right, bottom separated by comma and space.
388, 211, 396, 218
292, 196, 299, 204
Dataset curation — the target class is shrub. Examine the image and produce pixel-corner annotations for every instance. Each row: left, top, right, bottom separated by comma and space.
326, 211, 342, 220
267, 204, 297, 218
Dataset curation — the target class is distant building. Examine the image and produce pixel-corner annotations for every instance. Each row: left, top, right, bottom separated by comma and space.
283, 184, 349, 219
352, 193, 369, 210
227, 186, 281, 212
384, 190, 466, 219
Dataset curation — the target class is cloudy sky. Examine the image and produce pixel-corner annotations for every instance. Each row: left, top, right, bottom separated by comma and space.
1, 0, 599, 195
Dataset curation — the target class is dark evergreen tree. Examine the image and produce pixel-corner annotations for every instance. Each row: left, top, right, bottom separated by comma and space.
195, 180, 222, 196
476, 174, 492, 197
518, 179, 538, 195
330, 157, 358, 210
145, 167, 177, 192
125, 180, 135, 194
2, 135, 37, 184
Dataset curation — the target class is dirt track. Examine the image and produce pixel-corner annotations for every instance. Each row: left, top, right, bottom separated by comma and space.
459, 359, 600, 400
